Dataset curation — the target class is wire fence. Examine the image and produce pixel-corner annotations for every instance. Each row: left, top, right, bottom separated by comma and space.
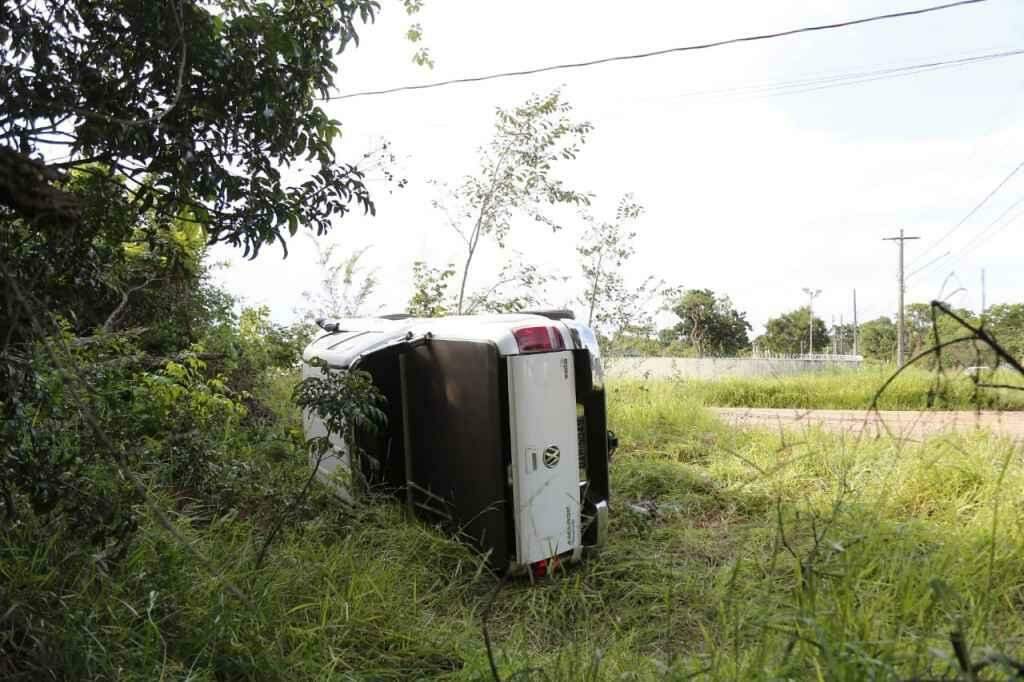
750, 350, 864, 362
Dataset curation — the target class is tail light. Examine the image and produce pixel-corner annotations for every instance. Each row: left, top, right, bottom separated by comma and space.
531, 555, 561, 578
513, 325, 566, 353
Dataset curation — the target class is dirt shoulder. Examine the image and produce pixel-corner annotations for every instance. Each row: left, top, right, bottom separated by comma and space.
712, 407, 1024, 440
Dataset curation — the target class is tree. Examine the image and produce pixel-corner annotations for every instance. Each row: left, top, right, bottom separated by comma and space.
432, 90, 592, 314
1, 1, 386, 256
302, 242, 379, 322
664, 289, 751, 356
0, 1, 412, 581
575, 195, 670, 352
760, 307, 830, 354
903, 302, 982, 367
577, 194, 642, 326
986, 303, 1024, 361
858, 317, 897, 361
1, 0, 404, 352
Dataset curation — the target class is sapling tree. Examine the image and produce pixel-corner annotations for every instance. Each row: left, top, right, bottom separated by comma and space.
302, 241, 379, 322
461, 258, 566, 315
257, 360, 386, 568
577, 195, 666, 351
578, 194, 643, 328
433, 90, 592, 314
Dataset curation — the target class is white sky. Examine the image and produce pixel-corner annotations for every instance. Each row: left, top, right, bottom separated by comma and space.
211, 0, 1024, 335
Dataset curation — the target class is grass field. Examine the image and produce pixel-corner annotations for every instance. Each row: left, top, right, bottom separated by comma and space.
5, 378, 1024, 679
665, 365, 1024, 411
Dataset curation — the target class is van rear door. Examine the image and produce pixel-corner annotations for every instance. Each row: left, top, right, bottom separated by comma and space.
507, 351, 581, 565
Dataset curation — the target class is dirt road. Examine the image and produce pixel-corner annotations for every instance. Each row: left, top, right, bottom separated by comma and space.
711, 407, 1024, 440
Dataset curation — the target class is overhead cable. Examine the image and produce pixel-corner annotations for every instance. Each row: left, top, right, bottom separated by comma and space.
910, 158, 1024, 276
327, 0, 989, 101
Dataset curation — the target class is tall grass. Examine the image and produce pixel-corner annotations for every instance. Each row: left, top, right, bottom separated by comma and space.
662, 365, 1024, 410
4, 378, 1024, 679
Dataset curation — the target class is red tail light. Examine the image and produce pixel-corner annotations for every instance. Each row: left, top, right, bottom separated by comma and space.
531, 556, 560, 578
513, 325, 565, 353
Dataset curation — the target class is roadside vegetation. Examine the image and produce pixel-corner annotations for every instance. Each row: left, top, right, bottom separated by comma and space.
6, 371, 1024, 679
646, 366, 1024, 411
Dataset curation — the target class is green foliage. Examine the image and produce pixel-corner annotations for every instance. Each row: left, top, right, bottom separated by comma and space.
0, 171, 227, 351
400, 0, 434, 68
664, 288, 752, 356
431, 89, 592, 313
603, 330, 667, 358
407, 260, 456, 317
985, 303, 1024, 362
859, 316, 897, 361
855, 303, 1024, 368
759, 305, 831, 354
1, 331, 254, 552
292, 361, 387, 456
1, 0, 384, 258
577, 194, 666, 340
901, 303, 1001, 368
197, 305, 308, 402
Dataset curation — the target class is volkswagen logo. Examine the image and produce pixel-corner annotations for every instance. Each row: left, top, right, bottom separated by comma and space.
543, 445, 560, 469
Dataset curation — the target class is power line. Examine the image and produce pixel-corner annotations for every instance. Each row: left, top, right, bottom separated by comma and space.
756, 49, 1024, 99
908, 185, 1024, 281
654, 47, 1024, 103
907, 249, 953, 279
954, 191, 1024, 260
907, 78, 1024, 267
954, 189, 1024, 253
909, 158, 1024, 277
387, 47, 1024, 135
327, 0, 990, 101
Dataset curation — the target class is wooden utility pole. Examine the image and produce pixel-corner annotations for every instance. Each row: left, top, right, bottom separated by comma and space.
883, 229, 920, 367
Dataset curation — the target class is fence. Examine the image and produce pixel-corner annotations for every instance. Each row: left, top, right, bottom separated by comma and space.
603, 355, 864, 380
750, 351, 864, 362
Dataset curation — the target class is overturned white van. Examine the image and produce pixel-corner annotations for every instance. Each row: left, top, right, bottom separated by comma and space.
301, 310, 614, 576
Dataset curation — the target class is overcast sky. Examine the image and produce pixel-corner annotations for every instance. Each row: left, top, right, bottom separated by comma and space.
211, 0, 1024, 335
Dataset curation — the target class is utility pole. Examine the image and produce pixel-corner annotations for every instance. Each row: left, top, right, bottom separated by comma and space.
883, 229, 920, 367
852, 289, 859, 357
801, 287, 822, 356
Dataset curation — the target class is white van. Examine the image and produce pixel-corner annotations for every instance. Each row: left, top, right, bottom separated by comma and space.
301, 310, 614, 576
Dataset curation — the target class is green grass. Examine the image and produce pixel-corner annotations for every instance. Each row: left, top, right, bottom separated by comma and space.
661, 365, 1024, 410
5, 378, 1024, 679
